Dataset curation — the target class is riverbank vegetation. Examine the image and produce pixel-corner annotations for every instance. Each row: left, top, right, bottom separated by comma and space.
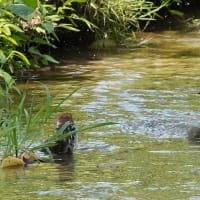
0, 0, 95, 74
0, 0, 199, 74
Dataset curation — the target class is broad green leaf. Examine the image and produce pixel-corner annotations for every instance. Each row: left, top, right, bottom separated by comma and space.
28, 46, 42, 57
0, 50, 6, 64
6, 4, 35, 21
21, 0, 38, 9
41, 22, 54, 33
41, 54, 59, 64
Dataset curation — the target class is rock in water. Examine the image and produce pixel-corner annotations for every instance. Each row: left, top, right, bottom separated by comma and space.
2, 156, 24, 168
21, 151, 41, 166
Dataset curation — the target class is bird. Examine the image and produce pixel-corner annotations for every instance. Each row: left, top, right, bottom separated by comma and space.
187, 127, 200, 144
47, 113, 77, 154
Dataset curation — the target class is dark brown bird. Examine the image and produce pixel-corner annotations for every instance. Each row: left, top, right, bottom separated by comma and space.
187, 127, 200, 144
48, 113, 77, 154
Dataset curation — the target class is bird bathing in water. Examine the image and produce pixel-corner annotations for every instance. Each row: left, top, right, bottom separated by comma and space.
187, 127, 200, 144
45, 112, 77, 154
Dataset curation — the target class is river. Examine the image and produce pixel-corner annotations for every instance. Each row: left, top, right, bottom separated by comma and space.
0, 31, 200, 200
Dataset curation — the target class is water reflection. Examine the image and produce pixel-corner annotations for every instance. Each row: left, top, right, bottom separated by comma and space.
0, 166, 25, 183
53, 154, 76, 182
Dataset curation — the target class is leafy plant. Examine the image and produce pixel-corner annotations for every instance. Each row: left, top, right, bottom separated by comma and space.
0, 9, 31, 73
0, 0, 94, 74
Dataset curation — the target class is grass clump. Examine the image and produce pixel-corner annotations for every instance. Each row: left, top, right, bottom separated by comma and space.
84, 0, 170, 45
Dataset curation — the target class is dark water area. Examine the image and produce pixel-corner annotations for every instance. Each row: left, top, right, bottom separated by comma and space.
1, 31, 200, 199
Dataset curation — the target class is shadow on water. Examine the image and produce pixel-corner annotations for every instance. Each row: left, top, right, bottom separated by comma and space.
2, 31, 200, 199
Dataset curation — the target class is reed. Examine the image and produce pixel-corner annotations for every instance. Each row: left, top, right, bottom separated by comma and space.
0, 76, 59, 157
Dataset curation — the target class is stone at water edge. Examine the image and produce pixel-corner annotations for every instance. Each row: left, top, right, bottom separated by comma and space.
1, 156, 24, 168
21, 151, 41, 164
1, 151, 42, 168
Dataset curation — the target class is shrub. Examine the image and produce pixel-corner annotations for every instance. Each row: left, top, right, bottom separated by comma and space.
0, 0, 93, 74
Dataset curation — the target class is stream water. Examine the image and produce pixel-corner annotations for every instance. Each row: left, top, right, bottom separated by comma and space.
1, 31, 200, 200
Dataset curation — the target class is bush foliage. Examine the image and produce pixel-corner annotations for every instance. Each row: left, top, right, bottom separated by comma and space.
0, 0, 93, 74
